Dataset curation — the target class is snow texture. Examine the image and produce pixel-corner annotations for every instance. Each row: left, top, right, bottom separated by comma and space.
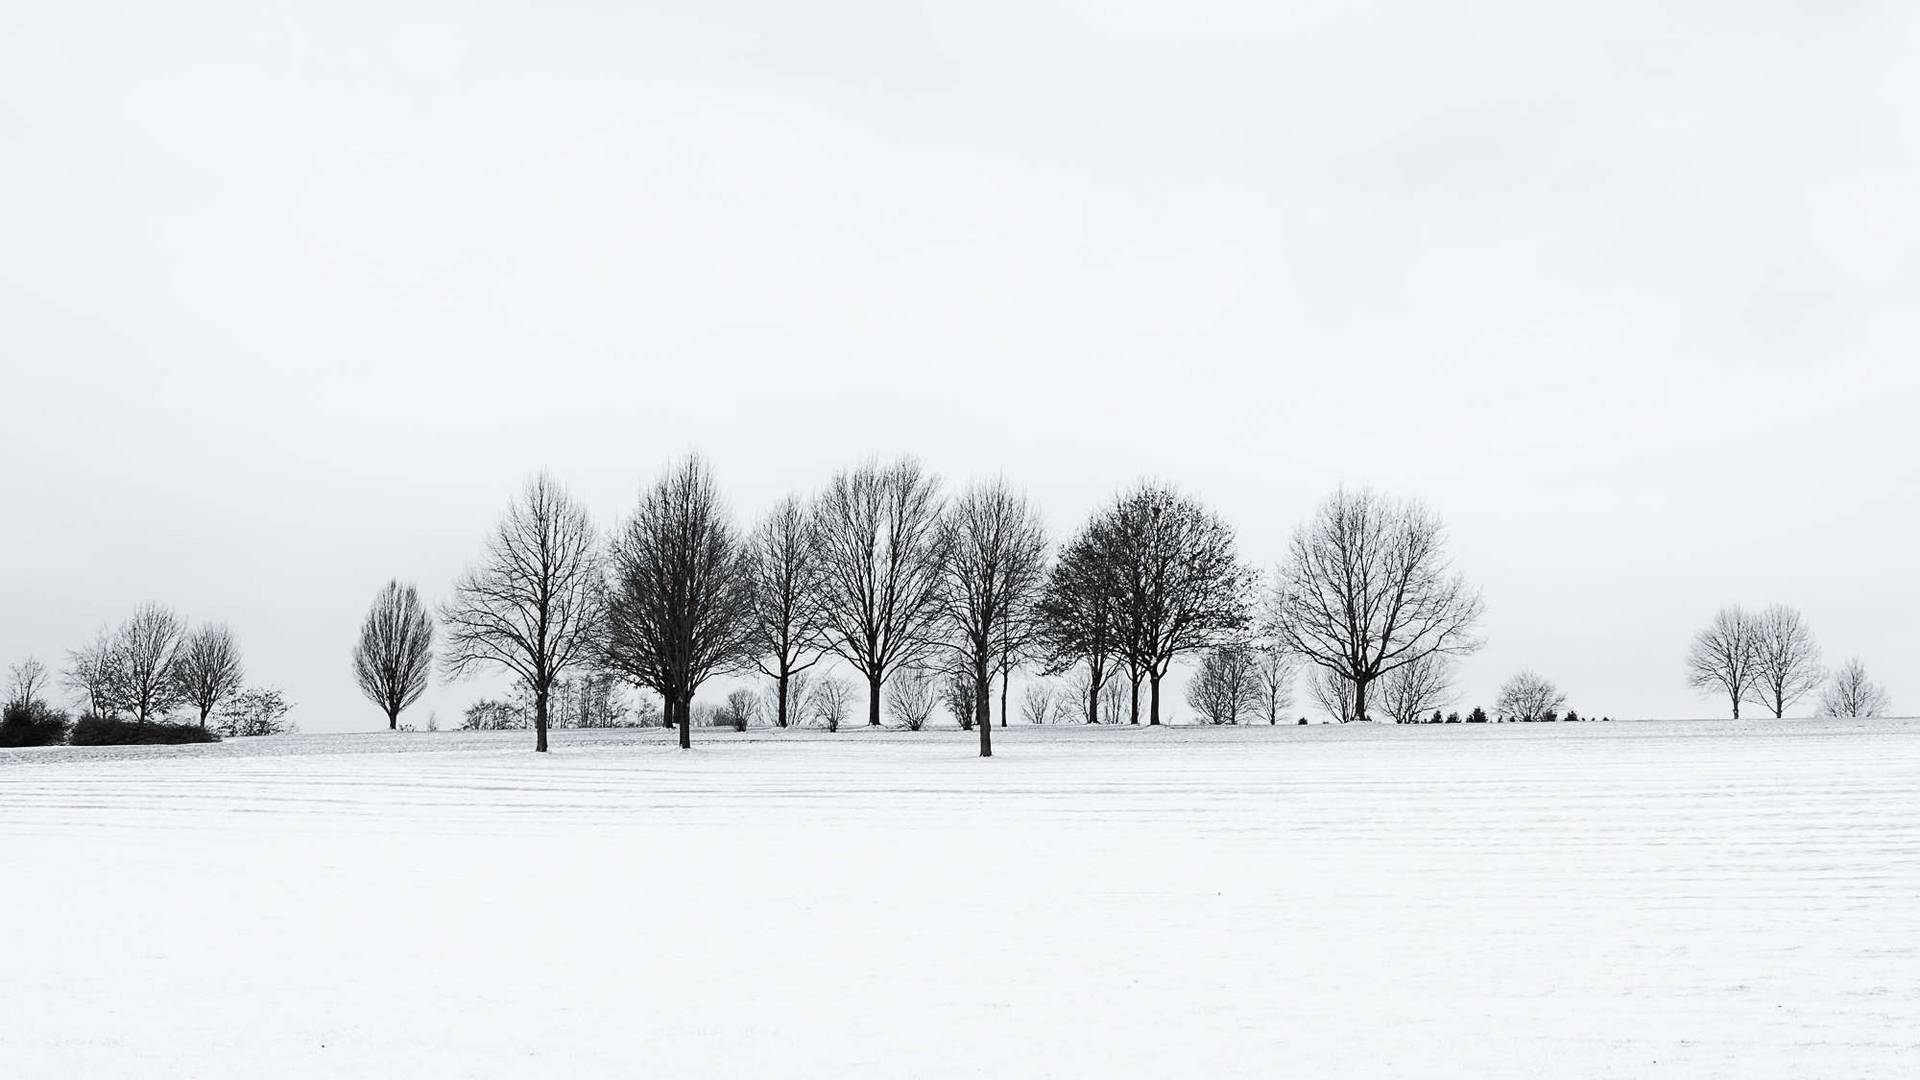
5, 720, 1918, 1077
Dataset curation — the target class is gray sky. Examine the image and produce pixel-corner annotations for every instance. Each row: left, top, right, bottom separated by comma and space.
4, 1, 1916, 730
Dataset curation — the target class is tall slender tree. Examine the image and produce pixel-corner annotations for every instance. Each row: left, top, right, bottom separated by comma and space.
745, 494, 828, 728
813, 457, 946, 727
352, 580, 436, 730
1271, 488, 1484, 724
172, 623, 245, 727
441, 472, 607, 753
934, 478, 1049, 757
605, 455, 757, 749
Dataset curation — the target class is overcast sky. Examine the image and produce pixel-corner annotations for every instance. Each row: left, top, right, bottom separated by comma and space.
4, 1, 1916, 730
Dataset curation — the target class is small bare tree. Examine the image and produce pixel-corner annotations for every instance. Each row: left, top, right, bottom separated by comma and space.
814, 457, 946, 728
214, 687, 295, 737
1253, 642, 1295, 725
1686, 607, 1761, 719
806, 675, 855, 732
935, 478, 1050, 757
1496, 670, 1567, 722
115, 603, 188, 723
441, 473, 607, 753
352, 580, 436, 730
1186, 645, 1260, 724
172, 624, 245, 727
1309, 666, 1358, 723
1376, 652, 1455, 726
720, 687, 763, 731
1745, 604, 1824, 719
605, 455, 757, 749
1819, 658, 1890, 718
1021, 681, 1069, 725
746, 494, 829, 729
885, 666, 940, 731
64, 629, 122, 718
940, 668, 976, 730
1271, 488, 1484, 725
6, 656, 49, 710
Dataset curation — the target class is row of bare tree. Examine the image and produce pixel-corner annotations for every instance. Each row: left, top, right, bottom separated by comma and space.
1686, 605, 1892, 718
6, 606, 293, 737
348, 461, 1490, 754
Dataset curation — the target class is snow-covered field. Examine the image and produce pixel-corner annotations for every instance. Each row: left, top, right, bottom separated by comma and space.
5, 720, 1917, 1078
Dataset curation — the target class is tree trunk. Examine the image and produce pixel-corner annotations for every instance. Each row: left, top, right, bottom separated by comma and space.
534, 688, 549, 753
776, 672, 789, 728
1129, 675, 1141, 725
678, 695, 692, 750
1148, 674, 1162, 725
1352, 677, 1368, 725
388, 707, 399, 731
1088, 677, 1100, 724
999, 665, 1009, 728
976, 662, 993, 758
199, 705, 209, 728
868, 673, 883, 726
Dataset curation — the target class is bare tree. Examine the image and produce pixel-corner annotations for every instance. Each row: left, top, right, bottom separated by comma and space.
720, 687, 763, 731
1253, 641, 1295, 726
214, 687, 295, 737
1745, 604, 1824, 719
1309, 666, 1358, 723
1063, 661, 1121, 724
746, 494, 828, 729
1376, 652, 1456, 726
1036, 523, 1126, 724
1186, 645, 1260, 725
605, 455, 758, 750
806, 675, 855, 732
1496, 670, 1567, 722
64, 628, 121, 718
940, 668, 976, 730
441, 473, 607, 753
6, 656, 49, 710
813, 457, 946, 729
172, 624, 245, 727
1819, 658, 1891, 718
352, 580, 435, 730
1686, 607, 1761, 719
1271, 488, 1484, 725
885, 666, 940, 731
935, 478, 1050, 758
1099, 482, 1257, 726
115, 603, 188, 723
1021, 681, 1052, 725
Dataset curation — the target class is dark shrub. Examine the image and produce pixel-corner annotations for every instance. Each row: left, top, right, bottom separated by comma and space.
0, 702, 70, 747
69, 716, 218, 746
1466, 707, 1489, 724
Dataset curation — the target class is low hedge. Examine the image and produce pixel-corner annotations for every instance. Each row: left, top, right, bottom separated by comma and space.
0, 703, 71, 748
68, 716, 219, 746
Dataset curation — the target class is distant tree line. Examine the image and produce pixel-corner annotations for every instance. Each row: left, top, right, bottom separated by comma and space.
4, 605, 292, 747
1686, 605, 1892, 719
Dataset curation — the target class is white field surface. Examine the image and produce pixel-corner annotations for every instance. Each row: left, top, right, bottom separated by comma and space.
5, 720, 1918, 1079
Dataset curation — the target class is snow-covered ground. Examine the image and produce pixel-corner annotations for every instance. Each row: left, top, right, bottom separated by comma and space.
5, 720, 1917, 1078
